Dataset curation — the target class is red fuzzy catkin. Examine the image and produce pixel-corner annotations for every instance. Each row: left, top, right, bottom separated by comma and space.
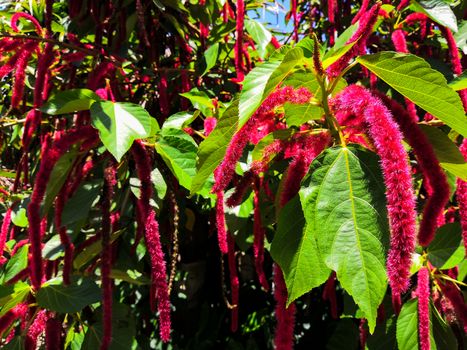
359, 319, 367, 349
397, 0, 410, 11
322, 272, 338, 319
27, 126, 98, 290
100, 163, 116, 350
328, 3, 380, 77
437, 280, 467, 331
331, 85, 417, 297
131, 141, 171, 342
215, 191, 228, 254
457, 140, 467, 253
439, 26, 467, 110
377, 94, 449, 246
253, 180, 269, 291
0, 208, 12, 266
25, 310, 48, 350
234, 0, 245, 82
351, 0, 370, 25
11, 12, 43, 35
45, 318, 62, 350
0, 303, 28, 335
291, 0, 299, 42
11, 42, 37, 109
270, 36, 281, 49
390, 30, 419, 123
416, 267, 430, 350
204, 117, 217, 136
227, 234, 239, 332
273, 264, 295, 350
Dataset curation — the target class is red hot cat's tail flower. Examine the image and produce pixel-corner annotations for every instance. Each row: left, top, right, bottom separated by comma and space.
416, 267, 430, 350
273, 264, 295, 350
351, 0, 370, 24
376, 93, 449, 247
331, 85, 417, 296
253, 180, 269, 291
457, 139, 467, 255
227, 234, 239, 332
328, 3, 380, 77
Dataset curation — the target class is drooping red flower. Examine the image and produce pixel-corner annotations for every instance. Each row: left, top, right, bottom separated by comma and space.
25, 310, 49, 350
416, 267, 430, 350
253, 180, 269, 291
376, 93, 449, 246
11, 43, 37, 109
0, 208, 12, 266
204, 117, 217, 136
215, 191, 228, 254
0, 303, 28, 335
438, 279, 467, 332
328, 3, 381, 77
45, 317, 63, 350
234, 0, 245, 82
457, 140, 467, 254
227, 234, 239, 332
331, 85, 417, 297
273, 264, 295, 350
351, 0, 370, 24
11, 12, 43, 35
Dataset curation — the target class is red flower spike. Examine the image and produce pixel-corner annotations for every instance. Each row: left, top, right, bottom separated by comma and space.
416, 268, 430, 350
376, 93, 449, 247
11, 12, 43, 35
227, 234, 239, 332
405, 13, 428, 25
253, 181, 269, 291
226, 170, 254, 208
359, 319, 367, 349
131, 142, 171, 342
351, 0, 370, 25
45, 317, 63, 350
457, 141, 467, 254
322, 272, 338, 319
25, 310, 49, 350
204, 117, 217, 136
291, 0, 299, 41
270, 36, 281, 49
11, 43, 37, 109
328, 3, 381, 77
438, 279, 467, 331
273, 264, 295, 350
27, 126, 98, 290
235, 0, 245, 82
397, 0, 410, 11
0, 303, 28, 335
331, 85, 417, 296
215, 191, 228, 254
0, 208, 12, 266
100, 162, 117, 350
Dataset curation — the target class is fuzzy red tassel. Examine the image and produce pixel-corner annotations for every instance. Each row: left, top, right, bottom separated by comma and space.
234, 0, 245, 82
25, 310, 49, 350
227, 234, 239, 332
273, 264, 295, 350
45, 317, 62, 350
215, 191, 228, 254
416, 267, 430, 350
11, 12, 43, 35
0, 303, 28, 335
0, 208, 12, 266
253, 181, 269, 291
351, 0, 370, 25
331, 86, 417, 297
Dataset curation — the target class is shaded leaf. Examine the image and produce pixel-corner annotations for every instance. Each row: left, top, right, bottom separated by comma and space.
412, 0, 457, 33
396, 299, 418, 350
40, 89, 100, 115
427, 223, 464, 269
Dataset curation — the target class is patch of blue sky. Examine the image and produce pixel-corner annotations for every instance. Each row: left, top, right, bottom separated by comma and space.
247, 1, 293, 41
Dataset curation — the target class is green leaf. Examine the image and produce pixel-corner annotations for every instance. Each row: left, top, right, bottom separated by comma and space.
90, 101, 154, 161
303, 146, 389, 332
396, 299, 419, 350
109, 269, 150, 285
81, 304, 135, 350
239, 47, 304, 128
418, 125, 467, 180
155, 128, 198, 190
42, 150, 78, 216
270, 196, 330, 305
42, 234, 64, 260
61, 181, 102, 226
202, 43, 219, 75
448, 71, 467, 91
2, 337, 24, 350
2, 245, 28, 282
427, 223, 464, 269
252, 129, 294, 161
162, 111, 199, 130
357, 52, 467, 137
412, 0, 458, 33
244, 19, 272, 58
11, 207, 28, 227
190, 100, 238, 195
0, 282, 30, 316
180, 88, 214, 116
40, 89, 100, 115
431, 302, 458, 350
36, 277, 101, 313
73, 229, 125, 270
284, 102, 323, 125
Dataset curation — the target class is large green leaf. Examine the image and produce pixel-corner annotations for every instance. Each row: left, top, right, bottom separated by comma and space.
190, 101, 238, 195
238, 47, 304, 128
448, 71, 467, 91
36, 277, 101, 313
431, 303, 458, 350
155, 128, 198, 191
61, 181, 102, 226
81, 304, 135, 350
40, 89, 100, 115
427, 223, 464, 270
90, 101, 154, 161
162, 111, 199, 130
284, 102, 323, 125
357, 52, 467, 137
412, 0, 458, 33
202, 43, 219, 76
1, 245, 28, 283
0, 282, 30, 316
396, 299, 419, 350
270, 196, 330, 305
303, 146, 389, 332
418, 125, 467, 180
244, 19, 272, 58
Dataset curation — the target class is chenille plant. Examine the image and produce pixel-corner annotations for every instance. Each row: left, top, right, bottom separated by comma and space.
0, 1, 466, 349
